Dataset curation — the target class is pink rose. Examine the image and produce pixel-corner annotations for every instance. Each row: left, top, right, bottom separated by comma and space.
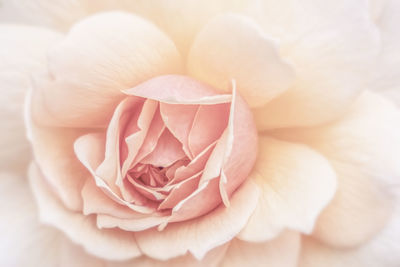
1, 1, 400, 267
73, 74, 257, 229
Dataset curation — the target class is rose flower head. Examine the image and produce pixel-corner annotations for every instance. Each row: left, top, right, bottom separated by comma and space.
1, 1, 400, 266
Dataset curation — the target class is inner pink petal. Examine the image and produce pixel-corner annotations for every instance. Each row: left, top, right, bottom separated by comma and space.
169, 141, 216, 185
127, 175, 167, 202
130, 108, 165, 167
188, 103, 230, 157
160, 103, 199, 158
158, 175, 201, 210
141, 129, 186, 168
95, 96, 144, 195
120, 99, 159, 178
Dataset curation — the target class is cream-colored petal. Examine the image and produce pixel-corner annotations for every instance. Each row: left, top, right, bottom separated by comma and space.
0, 25, 62, 174
299, 193, 400, 267
0, 171, 106, 267
238, 136, 336, 242
368, 0, 400, 106
107, 244, 228, 267
135, 180, 259, 261
0, 0, 251, 56
188, 13, 294, 107
220, 231, 301, 267
32, 11, 182, 128
28, 163, 142, 261
273, 91, 400, 248
251, 0, 381, 128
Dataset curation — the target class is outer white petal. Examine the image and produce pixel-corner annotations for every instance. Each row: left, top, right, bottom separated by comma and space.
251, 0, 381, 128
368, 0, 400, 106
299, 192, 400, 267
220, 231, 301, 267
29, 163, 142, 261
32, 11, 182, 128
0, 25, 62, 174
273, 91, 400, 247
238, 136, 336, 242
187, 14, 295, 107
0, 171, 105, 267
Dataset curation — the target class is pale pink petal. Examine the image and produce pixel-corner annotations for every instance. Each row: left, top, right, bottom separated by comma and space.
238, 136, 336, 242
159, 102, 199, 158
29, 163, 141, 261
273, 91, 400, 247
124, 75, 232, 105
135, 179, 259, 260
187, 13, 295, 107
251, 0, 380, 128
120, 99, 158, 178
0, 25, 61, 174
141, 129, 186, 167
170, 87, 257, 221
74, 133, 154, 214
220, 231, 301, 267
171, 142, 215, 184
131, 107, 166, 165
32, 12, 182, 127
188, 103, 230, 157
158, 175, 201, 210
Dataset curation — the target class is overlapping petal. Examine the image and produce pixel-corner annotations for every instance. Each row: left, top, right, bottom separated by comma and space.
31, 12, 183, 128
239, 137, 336, 242
252, 0, 381, 128
272, 91, 400, 247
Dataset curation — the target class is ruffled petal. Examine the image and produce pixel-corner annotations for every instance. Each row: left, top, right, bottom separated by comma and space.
135, 179, 259, 260
29, 163, 142, 261
273, 91, 400, 247
220, 231, 301, 267
251, 0, 381, 128
187, 13, 295, 107
239, 136, 336, 242
32, 12, 183, 128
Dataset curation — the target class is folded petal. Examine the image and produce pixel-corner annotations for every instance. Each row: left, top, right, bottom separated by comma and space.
0, 25, 62, 174
239, 136, 336, 242
135, 179, 259, 260
220, 231, 301, 267
32, 12, 183, 128
29, 163, 142, 261
252, 0, 380, 128
273, 91, 400, 247
187, 14, 295, 107
124, 75, 232, 105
